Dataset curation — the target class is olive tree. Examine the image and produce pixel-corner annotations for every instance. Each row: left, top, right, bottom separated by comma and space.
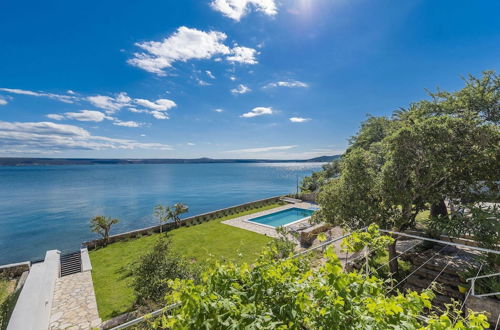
154, 203, 189, 231
90, 215, 119, 246
315, 71, 499, 274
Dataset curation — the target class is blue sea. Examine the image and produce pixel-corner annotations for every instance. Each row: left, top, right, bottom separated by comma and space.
0, 162, 323, 264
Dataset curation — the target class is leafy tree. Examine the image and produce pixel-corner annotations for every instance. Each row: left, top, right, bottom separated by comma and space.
300, 160, 341, 193
149, 246, 489, 329
90, 215, 119, 246
169, 203, 189, 228
314, 71, 499, 274
154, 203, 189, 232
133, 237, 194, 307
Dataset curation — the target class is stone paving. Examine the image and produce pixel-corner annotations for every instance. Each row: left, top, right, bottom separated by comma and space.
222, 202, 316, 238
49, 271, 101, 330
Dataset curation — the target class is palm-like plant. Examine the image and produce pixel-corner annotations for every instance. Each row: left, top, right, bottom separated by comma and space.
90, 215, 119, 246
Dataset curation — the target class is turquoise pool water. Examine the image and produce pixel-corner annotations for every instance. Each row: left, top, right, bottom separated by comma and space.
248, 207, 314, 227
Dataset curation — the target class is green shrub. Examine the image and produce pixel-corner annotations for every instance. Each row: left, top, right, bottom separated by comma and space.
132, 237, 195, 308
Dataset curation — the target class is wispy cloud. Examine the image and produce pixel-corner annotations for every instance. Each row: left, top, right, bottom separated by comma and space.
64, 110, 109, 122
0, 88, 77, 103
0, 121, 170, 152
231, 84, 251, 94
264, 80, 308, 88
47, 110, 142, 127
214, 108, 224, 113
0, 97, 7, 106
113, 120, 142, 127
128, 27, 258, 75
241, 106, 273, 118
289, 117, 311, 123
206, 70, 215, 79
211, 0, 277, 21
87, 92, 132, 114
47, 110, 109, 122
227, 145, 297, 153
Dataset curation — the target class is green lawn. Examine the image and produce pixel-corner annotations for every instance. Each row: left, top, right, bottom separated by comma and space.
0, 279, 9, 305
90, 203, 280, 320
0, 278, 15, 306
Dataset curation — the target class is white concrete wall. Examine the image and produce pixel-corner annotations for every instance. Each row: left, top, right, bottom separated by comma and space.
7, 250, 60, 330
80, 248, 92, 272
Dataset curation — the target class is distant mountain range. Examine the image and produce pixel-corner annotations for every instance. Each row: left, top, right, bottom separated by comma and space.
0, 155, 341, 166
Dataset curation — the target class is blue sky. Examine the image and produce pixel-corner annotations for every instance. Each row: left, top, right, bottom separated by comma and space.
0, 0, 499, 159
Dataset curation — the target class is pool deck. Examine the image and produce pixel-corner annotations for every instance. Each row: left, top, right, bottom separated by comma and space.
222, 202, 316, 238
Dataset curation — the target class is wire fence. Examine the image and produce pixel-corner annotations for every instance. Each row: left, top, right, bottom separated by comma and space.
110, 228, 500, 329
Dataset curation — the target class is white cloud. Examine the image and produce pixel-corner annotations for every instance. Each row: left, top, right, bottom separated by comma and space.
289, 117, 311, 123
214, 108, 224, 113
211, 0, 277, 21
227, 145, 297, 153
64, 110, 108, 122
187, 142, 195, 146
241, 106, 273, 118
150, 111, 169, 119
46, 114, 64, 120
226, 46, 258, 64
87, 92, 132, 114
206, 70, 215, 79
113, 120, 142, 127
0, 120, 171, 151
231, 84, 251, 94
265, 80, 309, 88
129, 27, 230, 75
230, 76, 236, 81
134, 98, 176, 111
0, 97, 7, 106
197, 79, 211, 86
128, 27, 257, 75
0, 88, 77, 103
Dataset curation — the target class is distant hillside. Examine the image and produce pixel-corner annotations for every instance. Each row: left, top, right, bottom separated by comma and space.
306, 155, 341, 162
0, 155, 341, 166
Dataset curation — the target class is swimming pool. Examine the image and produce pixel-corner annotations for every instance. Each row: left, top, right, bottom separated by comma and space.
247, 207, 314, 228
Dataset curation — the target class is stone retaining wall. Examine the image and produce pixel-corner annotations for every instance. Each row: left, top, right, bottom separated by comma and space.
0, 262, 30, 279
83, 196, 283, 250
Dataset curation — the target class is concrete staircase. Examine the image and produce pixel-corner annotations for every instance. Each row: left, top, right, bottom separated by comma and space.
60, 251, 82, 277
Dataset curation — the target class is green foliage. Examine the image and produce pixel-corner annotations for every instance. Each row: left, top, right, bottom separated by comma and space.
262, 226, 296, 260
133, 237, 195, 308
426, 204, 500, 265
341, 224, 394, 254
90, 215, 119, 245
149, 246, 488, 329
300, 160, 341, 193
0, 278, 19, 330
155, 203, 189, 229
316, 71, 499, 233
459, 262, 500, 299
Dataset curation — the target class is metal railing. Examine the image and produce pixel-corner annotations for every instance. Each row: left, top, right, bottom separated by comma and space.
466, 272, 500, 298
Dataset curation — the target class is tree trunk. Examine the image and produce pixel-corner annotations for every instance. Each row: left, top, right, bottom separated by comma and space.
388, 238, 399, 275
430, 199, 448, 218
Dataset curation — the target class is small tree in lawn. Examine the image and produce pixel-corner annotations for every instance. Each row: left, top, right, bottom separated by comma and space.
169, 203, 189, 228
155, 203, 189, 232
90, 216, 119, 246
154, 205, 168, 233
